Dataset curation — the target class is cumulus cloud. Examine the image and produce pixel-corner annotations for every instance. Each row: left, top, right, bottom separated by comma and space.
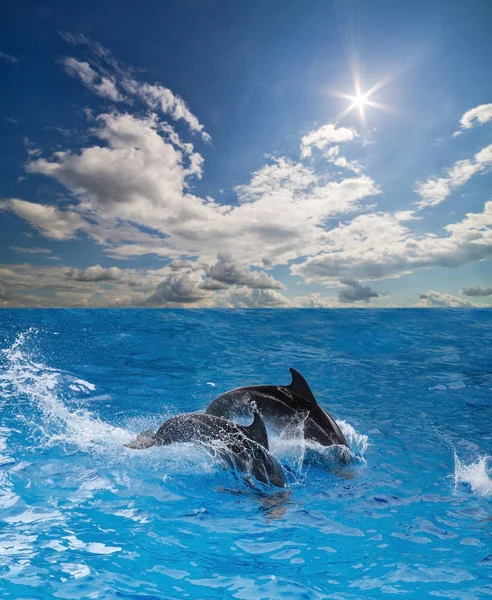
338, 278, 380, 303
205, 253, 284, 289
167, 259, 202, 271
454, 103, 492, 135
224, 287, 290, 308
415, 290, 481, 308
301, 124, 357, 158
26, 112, 206, 225
332, 156, 362, 174
62, 57, 124, 102
461, 286, 492, 297
292, 293, 340, 308
66, 265, 123, 282
145, 271, 208, 305
415, 144, 492, 208
18, 114, 378, 266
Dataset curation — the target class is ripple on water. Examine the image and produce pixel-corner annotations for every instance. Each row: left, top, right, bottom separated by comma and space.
0, 311, 491, 599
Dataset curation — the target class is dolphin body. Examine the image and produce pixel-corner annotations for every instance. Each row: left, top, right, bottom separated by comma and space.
124, 412, 286, 488
205, 368, 348, 448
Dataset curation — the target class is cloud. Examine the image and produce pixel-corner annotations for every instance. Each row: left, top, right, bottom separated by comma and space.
460, 286, 492, 297
455, 103, 492, 135
62, 57, 125, 102
415, 290, 482, 308
291, 201, 492, 284
292, 293, 340, 308
167, 259, 202, 271
145, 271, 209, 305
0, 51, 19, 63
338, 278, 381, 303
1, 198, 88, 240
301, 124, 357, 158
10, 246, 53, 255
19, 113, 378, 266
223, 287, 290, 308
66, 265, 123, 282
205, 253, 284, 289
26, 112, 205, 225
59, 34, 210, 141
332, 156, 362, 174
415, 144, 492, 208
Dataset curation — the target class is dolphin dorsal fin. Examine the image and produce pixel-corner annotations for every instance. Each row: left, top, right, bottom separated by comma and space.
239, 412, 269, 450
288, 368, 318, 404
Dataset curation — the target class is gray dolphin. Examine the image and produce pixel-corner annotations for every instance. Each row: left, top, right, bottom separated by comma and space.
124, 412, 286, 488
205, 368, 348, 448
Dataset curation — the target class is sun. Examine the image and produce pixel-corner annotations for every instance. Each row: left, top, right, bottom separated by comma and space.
329, 72, 395, 125
351, 92, 368, 108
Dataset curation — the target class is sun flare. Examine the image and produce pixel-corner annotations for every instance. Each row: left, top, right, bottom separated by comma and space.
351, 92, 368, 108
329, 67, 396, 125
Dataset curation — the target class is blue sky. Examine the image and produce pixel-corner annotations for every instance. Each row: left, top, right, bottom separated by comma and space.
1, 0, 491, 307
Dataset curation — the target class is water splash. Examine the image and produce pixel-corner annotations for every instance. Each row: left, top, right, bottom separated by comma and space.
0, 330, 132, 452
270, 417, 369, 475
454, 452, 492, 497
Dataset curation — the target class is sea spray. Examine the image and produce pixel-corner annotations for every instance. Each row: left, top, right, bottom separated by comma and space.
454, 451, 492, 497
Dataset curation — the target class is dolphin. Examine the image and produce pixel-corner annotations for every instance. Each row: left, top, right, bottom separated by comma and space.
124, 412, 287, 488
205, 368, 348, 448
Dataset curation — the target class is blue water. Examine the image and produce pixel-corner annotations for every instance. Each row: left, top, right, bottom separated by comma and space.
0, 309, 491, 599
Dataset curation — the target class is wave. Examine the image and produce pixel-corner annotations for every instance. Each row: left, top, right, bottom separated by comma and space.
0, 330, 132, 453
0, 330, 368, 490
454, 452, 492, 498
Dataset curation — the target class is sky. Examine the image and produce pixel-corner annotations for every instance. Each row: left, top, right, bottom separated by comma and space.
1, 0, 491, 308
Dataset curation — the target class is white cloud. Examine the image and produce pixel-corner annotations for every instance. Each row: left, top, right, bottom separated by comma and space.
0, 51, 19, 64
460, 286, 492, 297
415, 144, 492, 208
145, 271, 209, 305
19, 114, 378, 267
135, 82, 211, 143
332, 156, 362, 174
338, 278, 381, 303
205, 253, 284, 289
301, 124, 357, 158
63, 57, 125, 102
292, 201, 492, 284
167, 259, 202, 271
59, 34, 209, 141
455, 103, 492, 135
10, 246, 53, 255
66, 265, 123, 282
291, 293, 341, 308
223, 287, 291, 308
414, 290, 482, 308
1, 198, 88, 240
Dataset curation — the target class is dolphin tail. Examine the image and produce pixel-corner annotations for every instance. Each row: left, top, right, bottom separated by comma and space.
124, 428, 156, 449
238, 411, 269, 450
288, 368, 318, 404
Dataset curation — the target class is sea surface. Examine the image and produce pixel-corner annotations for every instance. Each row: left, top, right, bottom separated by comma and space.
0, 309, 491, 599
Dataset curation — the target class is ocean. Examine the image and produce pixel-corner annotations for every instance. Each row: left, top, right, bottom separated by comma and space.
0, 309, 491, 599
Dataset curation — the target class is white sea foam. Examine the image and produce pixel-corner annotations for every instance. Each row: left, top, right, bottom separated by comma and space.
269, 417, 368, 475
0, 330, 133, 452
454, 452, 492, 497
